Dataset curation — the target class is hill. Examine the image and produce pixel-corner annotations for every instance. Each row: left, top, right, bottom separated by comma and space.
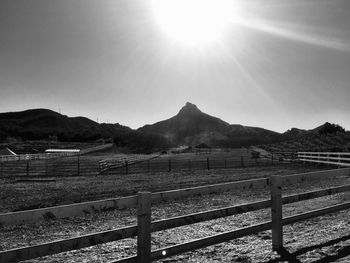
0, 109, 131, 142
261, 122, 350, 152
0, 109, 171, 153
138, 102, 282, 147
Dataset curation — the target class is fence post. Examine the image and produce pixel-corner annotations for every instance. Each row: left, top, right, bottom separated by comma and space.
207, 157, 210, 170
271, 153, 274, 165
137, 192, 152, 263
26, 156, 29, 177
77, 154, 80, 176
45, 158, 48, 177
270, 175, 283, 252
125, 161, 129, 174
27, 161, 29, 177
327, 154, 329, 167
241, 156, 244, 168
168, 159, 171, 172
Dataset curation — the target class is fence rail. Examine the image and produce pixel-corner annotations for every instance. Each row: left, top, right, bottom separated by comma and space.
298, 151, 350, 167
1, 168, 350, 262
0, 155, 101, 178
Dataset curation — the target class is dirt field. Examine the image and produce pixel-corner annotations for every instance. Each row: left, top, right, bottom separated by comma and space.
1, 164, 350, 262
1, 163, 325, 212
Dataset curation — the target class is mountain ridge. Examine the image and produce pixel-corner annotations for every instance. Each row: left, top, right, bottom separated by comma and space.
139, 102, 282, 147
0, 103, 347, 151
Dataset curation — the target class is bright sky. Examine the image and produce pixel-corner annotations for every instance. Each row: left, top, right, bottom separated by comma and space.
1, 0, 350, 132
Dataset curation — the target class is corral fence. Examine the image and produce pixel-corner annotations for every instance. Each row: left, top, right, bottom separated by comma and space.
0, 155, 102, 178
0, 149, 297, 178
0, 144, 114, 178
103, 154, 291, 175
1, 168, 349, 262
298, 151, 350, 167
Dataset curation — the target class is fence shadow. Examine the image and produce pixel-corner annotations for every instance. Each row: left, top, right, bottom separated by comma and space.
264, 234, 350, 263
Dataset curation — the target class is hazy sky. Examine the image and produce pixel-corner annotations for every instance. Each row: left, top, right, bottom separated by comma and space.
1, 0, 350, 132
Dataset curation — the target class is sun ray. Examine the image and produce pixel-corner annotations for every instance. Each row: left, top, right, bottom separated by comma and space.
235, 18, 350, 51
215, 41, 283, 115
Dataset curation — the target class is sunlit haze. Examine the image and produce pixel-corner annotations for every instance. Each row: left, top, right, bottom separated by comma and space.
151, 0, 243, 46
1, 0, 350, 132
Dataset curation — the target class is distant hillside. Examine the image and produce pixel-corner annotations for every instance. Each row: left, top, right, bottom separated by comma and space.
0, 109, 131, 142
0, 109, 172, 153
139, 102, 283, 147
261, 122, 350, 152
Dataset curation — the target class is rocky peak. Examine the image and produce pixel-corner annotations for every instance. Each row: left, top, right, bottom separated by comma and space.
177, 102, 202, 116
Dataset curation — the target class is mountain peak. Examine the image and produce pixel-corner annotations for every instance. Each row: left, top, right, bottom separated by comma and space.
177, 102, 202, 116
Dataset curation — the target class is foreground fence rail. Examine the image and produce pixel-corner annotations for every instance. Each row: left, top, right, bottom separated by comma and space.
298, 151, 350, 167
1, 168, 350, 262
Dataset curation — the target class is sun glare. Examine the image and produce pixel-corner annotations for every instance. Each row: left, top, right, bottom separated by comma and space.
151, 0, 242, 47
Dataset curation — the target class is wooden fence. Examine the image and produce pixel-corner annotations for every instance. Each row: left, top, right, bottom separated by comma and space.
1, 168, 350, 262
298, 152, 350, 167
0, 155, 102, 178
103, 154, 288, 175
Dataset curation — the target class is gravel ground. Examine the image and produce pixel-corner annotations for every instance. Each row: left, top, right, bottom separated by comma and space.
1, 168, 350, 262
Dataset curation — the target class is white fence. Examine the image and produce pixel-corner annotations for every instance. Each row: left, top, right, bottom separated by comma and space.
298, 152, 350, 167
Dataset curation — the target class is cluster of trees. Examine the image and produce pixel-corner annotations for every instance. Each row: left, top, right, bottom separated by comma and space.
317, 122, 346, 135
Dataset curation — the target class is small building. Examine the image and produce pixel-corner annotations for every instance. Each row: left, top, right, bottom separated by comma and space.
195, 143, 210, 149
195, 143, 211, 154
45, 149, 80, 154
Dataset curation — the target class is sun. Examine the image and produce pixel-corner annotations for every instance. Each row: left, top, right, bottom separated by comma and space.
151, 0, 242, 47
